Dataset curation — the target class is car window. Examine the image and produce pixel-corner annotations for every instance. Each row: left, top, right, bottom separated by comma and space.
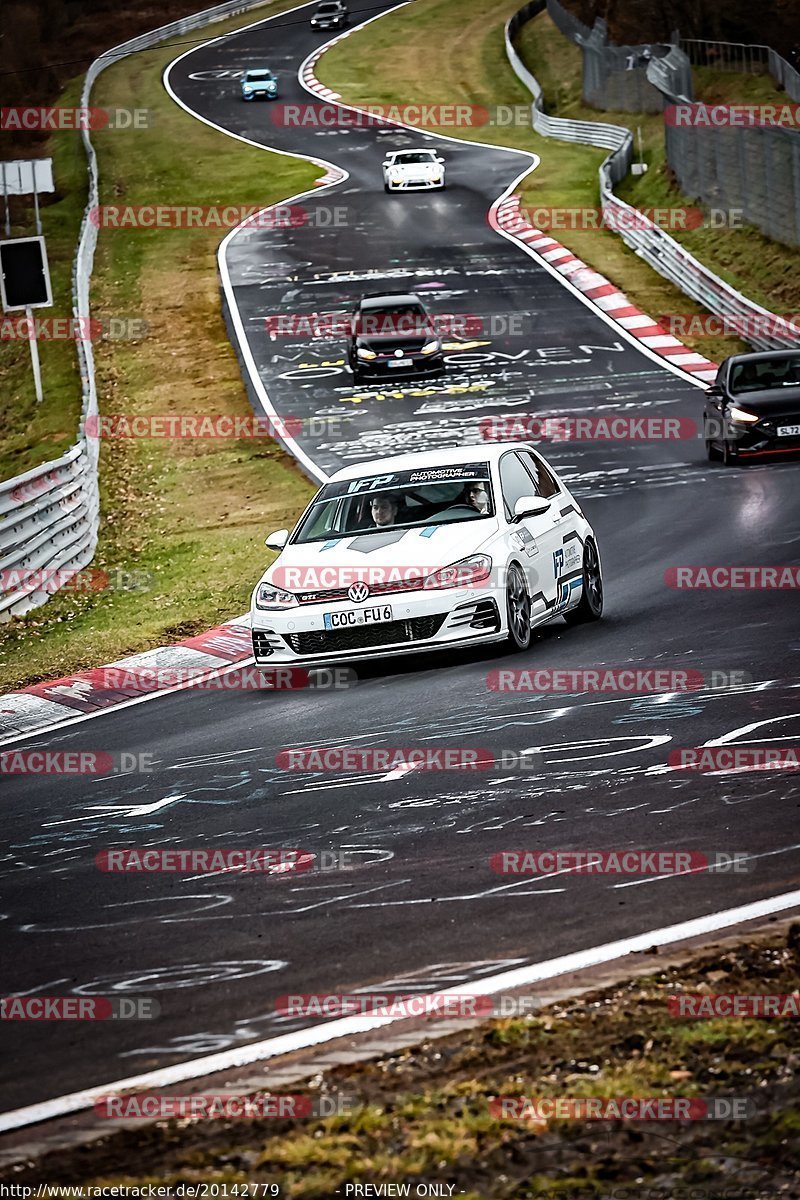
394, 153, 437, 164
499, 452, 539, 520
519, 450, 560, 498
729, 356, 800, 393
292, 467, 495, 542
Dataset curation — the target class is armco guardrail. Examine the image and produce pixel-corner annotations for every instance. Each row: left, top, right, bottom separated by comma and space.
0, 0, 271, 623
505, 0, 800, 352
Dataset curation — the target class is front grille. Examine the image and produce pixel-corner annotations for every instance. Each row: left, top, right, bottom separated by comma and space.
297, 578, 427, 605
252, 631, 275, 658
285, 614, 446, 656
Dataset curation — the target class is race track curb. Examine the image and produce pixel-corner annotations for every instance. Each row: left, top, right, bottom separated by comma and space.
0, 616, 253, 744
490, 195, 719, 383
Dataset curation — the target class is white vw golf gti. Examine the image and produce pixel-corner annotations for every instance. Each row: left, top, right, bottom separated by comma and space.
382, 148, 446, 192
250, 445, 602, 666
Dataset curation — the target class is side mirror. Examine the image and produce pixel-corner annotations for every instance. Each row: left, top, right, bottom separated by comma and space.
706, 384, 723, 397
513, 495, 551, 521
265, 529, 289, 551
436, 156, 445, 164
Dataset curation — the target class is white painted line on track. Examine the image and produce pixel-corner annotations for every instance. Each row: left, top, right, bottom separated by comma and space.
2, 888, 798, 1133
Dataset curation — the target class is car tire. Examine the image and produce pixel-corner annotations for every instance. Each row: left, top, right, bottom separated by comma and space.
722, 438, 739, 466
704, 418, 721, 461
384, 183, 390, 192
505, 563, 532, 652
563, 540, 603, 625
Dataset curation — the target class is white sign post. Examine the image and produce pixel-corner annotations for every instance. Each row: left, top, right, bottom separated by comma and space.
0, 234, 54, 405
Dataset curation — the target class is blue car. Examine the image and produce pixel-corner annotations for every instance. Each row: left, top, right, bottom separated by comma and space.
241, 69, 278, 101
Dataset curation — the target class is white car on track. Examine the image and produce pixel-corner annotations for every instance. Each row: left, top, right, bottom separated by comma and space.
250, 444, 602, 666
382, 149, 446, 192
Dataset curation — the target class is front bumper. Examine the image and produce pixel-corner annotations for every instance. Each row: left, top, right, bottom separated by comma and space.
242, 89, 278, 100
385, 177, 445, 191
720, 416, 800, 458
251, 591, 502, 664
351, 353, 445, 381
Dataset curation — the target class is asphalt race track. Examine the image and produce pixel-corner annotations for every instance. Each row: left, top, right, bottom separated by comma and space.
2, 0, 799, 1119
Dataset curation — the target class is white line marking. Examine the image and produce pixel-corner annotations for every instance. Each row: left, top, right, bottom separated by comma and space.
2, 888, 798, 1133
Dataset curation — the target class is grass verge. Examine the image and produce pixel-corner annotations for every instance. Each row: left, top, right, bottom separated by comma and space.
0, 0, 319, 691
316, 0, 800, 362
5, 928, 798, 1197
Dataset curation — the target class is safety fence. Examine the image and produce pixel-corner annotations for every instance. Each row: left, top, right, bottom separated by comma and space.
506, 0, 800, 351
0, 0, 272, 622
662, 39, 800, 247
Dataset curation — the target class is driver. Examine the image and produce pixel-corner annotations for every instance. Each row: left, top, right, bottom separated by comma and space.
370, 493, 400, 527
463, 482, 489, 515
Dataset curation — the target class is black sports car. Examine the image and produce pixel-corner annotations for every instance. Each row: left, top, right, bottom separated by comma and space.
348, 293, 446, 385
703, 350, 800, 465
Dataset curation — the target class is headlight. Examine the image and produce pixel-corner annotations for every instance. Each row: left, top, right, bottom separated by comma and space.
356, 347, 377, 361
424, 554, 492, 590
256, 583, 298, 610
390, 173, 403, 182
420, 339, 440, 356
243, 86, 252, 94
728, 406, 759, 423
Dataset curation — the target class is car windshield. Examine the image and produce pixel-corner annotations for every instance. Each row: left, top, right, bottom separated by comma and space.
316, 4, 340, 10
393, 152, 437, 164
292, 465, 495, 543
729, 356, 800, 393
246, 71, 274, 80
355, 303, 430, 338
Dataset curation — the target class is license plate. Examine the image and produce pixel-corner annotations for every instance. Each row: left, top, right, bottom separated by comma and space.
324, 605, 393, 629
777, 424, 800, 436
388, 358, 413, 368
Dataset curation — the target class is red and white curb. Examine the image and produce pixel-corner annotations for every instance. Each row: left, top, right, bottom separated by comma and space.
492, 195, 719, 383
0, 616, 253, 744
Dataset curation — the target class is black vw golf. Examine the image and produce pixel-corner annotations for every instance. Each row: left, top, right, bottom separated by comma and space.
348, 293, 445, 385
704, 350, 800, 465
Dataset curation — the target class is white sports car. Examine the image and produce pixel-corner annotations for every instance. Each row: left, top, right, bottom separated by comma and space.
382, 149, 446, 192
250, 444, 602, 666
